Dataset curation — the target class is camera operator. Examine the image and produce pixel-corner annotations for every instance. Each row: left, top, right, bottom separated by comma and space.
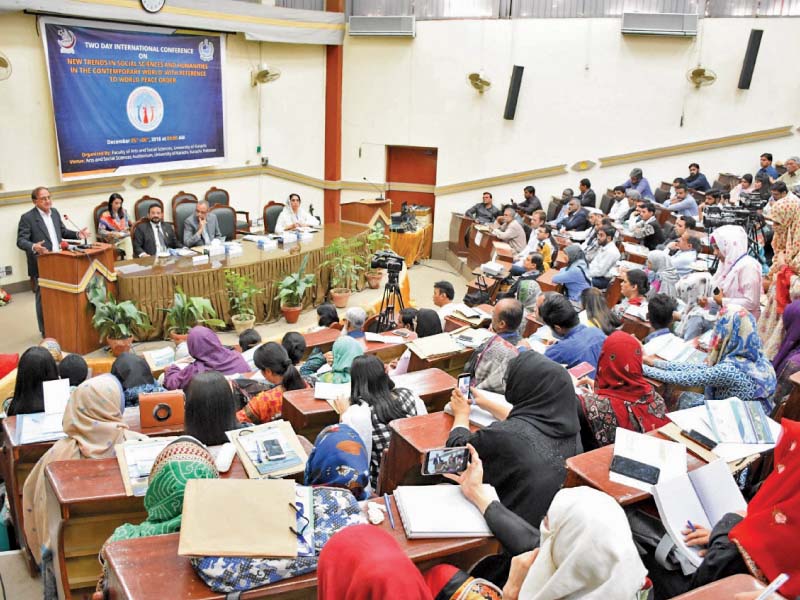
697, 189, 722, 227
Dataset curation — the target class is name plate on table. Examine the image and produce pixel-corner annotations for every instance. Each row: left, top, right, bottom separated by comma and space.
192, 254, 210, 265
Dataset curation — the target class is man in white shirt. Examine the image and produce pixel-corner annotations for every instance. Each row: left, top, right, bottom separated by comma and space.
670, 233, 700, 277
607, 185, 630, 222
433, 281, 457, 326
491, 206, 527, 254
510, 210, 545, 275
275, 193, 319, 234
588, 225, 620, 289
581, 208, 604, 262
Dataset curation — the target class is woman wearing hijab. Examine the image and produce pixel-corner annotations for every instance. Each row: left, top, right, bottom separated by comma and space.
389, 308, 442, 376
237, 342, 307, 425
759, 195, 800, 358
318, 525, 501, 600
304, 424, 370, 501
644, 305, 776, 412
674, 271, 716, 340
551, 244, 591, 305
23, 375, 147, 576
274, 193, 319, 234
580, 331, 669, 447
5, 346, 58, 415
317, 335, 364, 384
447, 351, 581, 583
645, 250, 680, 299
111, 352, 166, 407
771, 299, 800, 410
163, 326, 250, 390
706, 225, 762, 319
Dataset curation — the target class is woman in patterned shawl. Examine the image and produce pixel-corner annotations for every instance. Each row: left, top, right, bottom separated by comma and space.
304, 424, 370, 500
580, 331, 669, 447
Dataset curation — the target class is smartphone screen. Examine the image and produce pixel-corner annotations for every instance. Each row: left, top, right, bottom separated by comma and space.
457, 373, 472, 403
262, 438, 286, 461
421, 447, 470, 476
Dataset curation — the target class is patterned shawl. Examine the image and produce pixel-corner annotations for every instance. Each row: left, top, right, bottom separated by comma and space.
769, 195, 800, 274
109, 437, 219, 542
773, 300, 800, 376
304, 424, 370, 500
708, 305, 776, 401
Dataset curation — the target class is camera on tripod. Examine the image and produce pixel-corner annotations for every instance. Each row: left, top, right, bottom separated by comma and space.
371, 250, 404, 273
704, 193, 767, 229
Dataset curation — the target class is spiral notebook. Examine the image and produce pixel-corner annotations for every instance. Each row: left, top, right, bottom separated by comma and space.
393, 484, 497, 538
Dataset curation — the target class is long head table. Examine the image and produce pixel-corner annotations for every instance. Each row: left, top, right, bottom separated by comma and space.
116, 223, 370, 338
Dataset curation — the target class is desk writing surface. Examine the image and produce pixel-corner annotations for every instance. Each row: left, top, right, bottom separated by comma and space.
671, 574, 766, 599
301, 327, 340, 356
103, 496, 498, 600
536, 268, 562, 293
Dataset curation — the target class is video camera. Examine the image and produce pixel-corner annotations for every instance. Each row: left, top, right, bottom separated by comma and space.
371, 250, 404, 273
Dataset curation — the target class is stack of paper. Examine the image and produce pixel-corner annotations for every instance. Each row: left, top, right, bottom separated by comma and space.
407, 332, 464, 359
115, 437, 179, 496
226, 420, 308, 479
609, 428, 687, 492
115, 263, 148, 275
142, 347, 176, 371
364, 332, 404, 345
314, 381, 350, 401
454, 328, 494, 349
643, 334, 706, 364
393, 484, 496, 538
623, 242, 649, 257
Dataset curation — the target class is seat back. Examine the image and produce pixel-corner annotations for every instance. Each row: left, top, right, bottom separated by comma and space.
93, 202, 108, 233
263, 202, 285, 234
205, 186, 230, 207
174, 199, 197, 244
599, 193, 614, 215
211, 205, 236, 241
134, 196, 163, 221
546, 197, 564, 222
139, 390, 185, 431
171, 191, 198, 222
654, 188, 669, 204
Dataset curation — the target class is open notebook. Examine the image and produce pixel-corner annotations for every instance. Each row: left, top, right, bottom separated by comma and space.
653, 459, 747, 567
393, 484, 497, 538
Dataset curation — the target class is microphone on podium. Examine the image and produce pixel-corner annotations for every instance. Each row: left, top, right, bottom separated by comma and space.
362, 177, 385, 201
62, 214, 88, 243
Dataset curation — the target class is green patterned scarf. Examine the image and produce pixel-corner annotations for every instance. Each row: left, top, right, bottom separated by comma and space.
109, 438, 219, 542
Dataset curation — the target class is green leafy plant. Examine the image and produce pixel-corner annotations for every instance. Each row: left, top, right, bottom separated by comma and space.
322, 236, 364, 291
224, 270, 260, 320
275, 254, 316, 308
159, 287, 225, 335
364, 222, 390, 273
87, 277, 150, 341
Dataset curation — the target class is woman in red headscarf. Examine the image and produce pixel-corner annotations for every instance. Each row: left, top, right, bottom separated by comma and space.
580, 331, 669, 447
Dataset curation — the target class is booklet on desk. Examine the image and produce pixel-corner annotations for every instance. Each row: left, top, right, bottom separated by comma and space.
394, 484, 497, 538
705, 398, 775, 445
314, 381, 350, 401
226, 420, 307, 479
407, 332, 465, 359
653, 459, 747, 568
115, 437, 179, 496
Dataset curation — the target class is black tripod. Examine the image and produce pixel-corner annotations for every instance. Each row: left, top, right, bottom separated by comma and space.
375, 270, 406, 333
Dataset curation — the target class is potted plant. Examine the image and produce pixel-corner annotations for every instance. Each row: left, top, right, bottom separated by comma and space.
225, 270, 260, 334
322, 237, 363, 308
274, 255, 316, 324
364, 223, 390, 289
160, 287, 225, 343
87, 278, 150, 356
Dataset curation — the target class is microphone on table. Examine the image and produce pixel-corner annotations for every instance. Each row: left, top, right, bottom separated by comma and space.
62, 214, 89, 243
362, 177, 385, 201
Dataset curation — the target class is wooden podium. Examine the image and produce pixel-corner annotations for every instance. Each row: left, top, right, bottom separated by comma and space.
340, 198, 392, 228
37, 243, 117, 354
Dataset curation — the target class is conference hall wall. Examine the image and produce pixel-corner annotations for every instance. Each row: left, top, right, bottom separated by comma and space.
0, 12, 325, 287
340, 17, 800, 243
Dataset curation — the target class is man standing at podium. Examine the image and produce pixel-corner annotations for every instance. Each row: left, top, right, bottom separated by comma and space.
17, 186, 88, 337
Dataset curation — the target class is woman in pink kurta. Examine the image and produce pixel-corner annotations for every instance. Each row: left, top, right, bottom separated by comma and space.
710, 225, 763, 319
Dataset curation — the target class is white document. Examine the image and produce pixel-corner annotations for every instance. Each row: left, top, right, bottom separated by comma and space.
653, 459, 747, 567
143, 347, 176, 371
408, 332, 464, 358
623, 242, 649, 256
174, 248, 196, 257
454, 328, 494, 349
705, 398, 775, 444
624, 302, 649, 320
364, 332, 404, 344
115, 263, 148, 275
120, 438, 178, 497
43, 378, 70, 415
314, 381, 351, 400
315, 363, 332, 375
17, 412, 67, 444
610, 428, 687, 493
444, 390, 512, 428
393, 484, 497, 538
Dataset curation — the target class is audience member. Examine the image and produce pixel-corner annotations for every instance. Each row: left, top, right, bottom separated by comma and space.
183, 200, 223, 247
644, 294, 678, 343
670, 233, 701, 277
6, 346, 59, 416
706, 225, 762, 320
516, 185, 542, 214
645, 306, 776, 411
674, 271, 716, 340
185, 371, 241, 445
390, 308, 442, 375
759, 194, 800, 357
560, 197, 590, 232
660, 214, 695, 253
238, 328, 262, 352
729, 173, 753, 205
534, 224, 557, 269
612, 269, 649, 319
465, 191, 501, 224
133, 203, 180, 258
777, 155, 800, 191
304, 424, 370, 500
274, 193, 319, 233
431, 280, 456, 326
548, 189, 575, 228
580, 331, 668, 447
23, 375, 147, 568
343, 307, 367, 338
771, 299, 800, 410
464, 298, 522, 393
685, 162, 711, 191
400, 307, 419, 330
336, 354, 424, 488
621, 167, 654, 201
623, 189, 643, 228
492, 205, 527, 254
237, 342, 307, 424
577, 178, 596, 207
511, 211, 547, 274
632, 201, 666, 250
504, 253, 544, 318
313, 303, 340, 330
646, 250, 680, 298
587, 224, 620, 289
607, 185, 630, 221
163, 327, 250, 390
663, 184, 699, 217
111, 352, 166, 407
58, 354, 89, 388
319, 336, 364, 384
581, 287, 621, 335
756, 152, 778, 181
535, 293, 606, 369
697, 188, 723, 226
552, 245, 591, 305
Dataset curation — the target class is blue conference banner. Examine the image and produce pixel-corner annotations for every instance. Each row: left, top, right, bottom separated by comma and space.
40, 18, 225, 180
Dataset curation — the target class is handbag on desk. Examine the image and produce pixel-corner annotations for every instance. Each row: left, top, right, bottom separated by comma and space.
138, 390, 185, 432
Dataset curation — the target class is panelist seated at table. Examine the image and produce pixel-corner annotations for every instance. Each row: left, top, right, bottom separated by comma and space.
133, 204, 181, 257
274, 193, 320, 233
183, 200, 224, 247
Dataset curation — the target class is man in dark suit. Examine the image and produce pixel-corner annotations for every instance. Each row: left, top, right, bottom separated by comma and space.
17, 186, 88, 336
183, 200, 224, 247
132, 204, 181, 257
